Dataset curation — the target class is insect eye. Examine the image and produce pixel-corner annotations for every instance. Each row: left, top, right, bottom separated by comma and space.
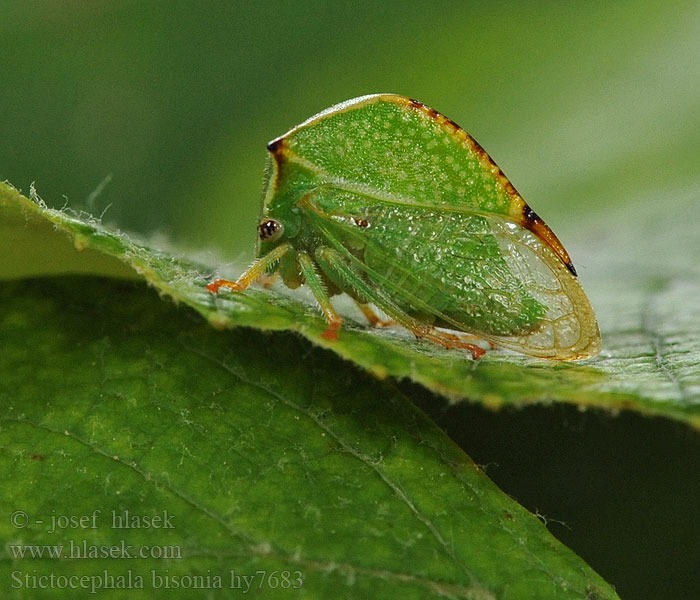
258, 219, 284, 242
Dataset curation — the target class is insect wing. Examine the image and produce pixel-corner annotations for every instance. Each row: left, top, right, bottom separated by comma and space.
300, 188, 600, 359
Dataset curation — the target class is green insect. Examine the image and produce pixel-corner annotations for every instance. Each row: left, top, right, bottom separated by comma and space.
208, 94, 601, 360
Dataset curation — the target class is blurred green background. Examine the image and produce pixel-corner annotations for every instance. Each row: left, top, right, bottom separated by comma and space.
3, 2, 700, 599
3, 0, 699, 263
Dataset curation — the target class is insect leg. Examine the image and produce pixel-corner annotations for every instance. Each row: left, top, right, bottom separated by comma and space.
297, 251, 343, 341
353, 300, 396, 328
207, 243, 291, 293
315, 247, 485, 359
452, 332, 496, 349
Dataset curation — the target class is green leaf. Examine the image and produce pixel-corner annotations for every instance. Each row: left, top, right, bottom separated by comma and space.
0, 277, 618, 599
1, 181, 698, 429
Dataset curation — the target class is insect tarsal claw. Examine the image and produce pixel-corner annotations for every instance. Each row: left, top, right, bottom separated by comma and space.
321, 326, 340, 341
206, 279, 244, 294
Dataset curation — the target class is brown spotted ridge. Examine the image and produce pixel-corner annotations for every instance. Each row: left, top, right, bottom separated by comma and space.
407, 97, 462, 133
519, 202, 577, 276
402, 96, 579, 277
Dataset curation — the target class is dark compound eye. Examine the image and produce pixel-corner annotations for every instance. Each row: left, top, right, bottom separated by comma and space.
258, 219, 284, 242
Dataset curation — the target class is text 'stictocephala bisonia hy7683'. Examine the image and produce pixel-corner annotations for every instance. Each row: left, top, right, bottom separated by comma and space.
208, 94, 601, 360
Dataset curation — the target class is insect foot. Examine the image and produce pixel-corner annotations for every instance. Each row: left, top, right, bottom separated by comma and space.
206, 279, 244, 294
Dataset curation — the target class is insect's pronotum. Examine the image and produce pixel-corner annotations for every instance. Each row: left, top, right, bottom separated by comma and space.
208, 94, 601, 360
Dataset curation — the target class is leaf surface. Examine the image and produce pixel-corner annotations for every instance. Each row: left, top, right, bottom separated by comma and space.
0, 277, 619, 599
2, 181, 699, 429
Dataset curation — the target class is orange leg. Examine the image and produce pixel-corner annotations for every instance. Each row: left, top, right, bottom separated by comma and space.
207, 243, 291, 294
353, 301, 396, 328
416, 329, 487, 360
297, 251, 343, 341
469, 336, 496, 350
452, 331, 493, 346
450, 331, 495, 350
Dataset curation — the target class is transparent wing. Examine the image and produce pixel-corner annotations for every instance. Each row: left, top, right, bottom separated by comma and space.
482, 218, 600, 359
301, 188, 600, 360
